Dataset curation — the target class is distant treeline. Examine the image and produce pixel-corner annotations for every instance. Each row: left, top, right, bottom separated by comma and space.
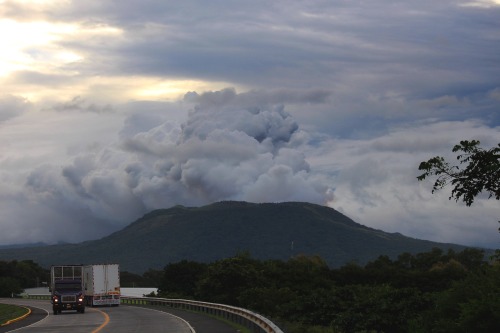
157, 248, 500, 333
0, 260, 48, 297
1, 248, 499, 333
0, 260, 162, 296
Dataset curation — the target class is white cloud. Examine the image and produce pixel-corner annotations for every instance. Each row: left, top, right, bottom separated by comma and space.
460, 0, 500, 8
311, 120, 500, 248
0, 94, 31, 122
0, 90, 337, 244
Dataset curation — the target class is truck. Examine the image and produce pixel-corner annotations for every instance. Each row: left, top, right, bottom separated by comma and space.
50, 265, 85, 315
83, 264, 121, 306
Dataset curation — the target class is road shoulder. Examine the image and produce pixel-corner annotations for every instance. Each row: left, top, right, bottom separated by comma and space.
122, 304, 238, 333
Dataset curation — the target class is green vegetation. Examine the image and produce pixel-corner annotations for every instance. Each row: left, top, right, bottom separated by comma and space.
0, 303, 29, 326
418, 140, 500, 207
158, 249, 500, 333
418, 139, 499, 261
0, 260, 48, 297
120, 269, 163, 288
1, 249, 498, 332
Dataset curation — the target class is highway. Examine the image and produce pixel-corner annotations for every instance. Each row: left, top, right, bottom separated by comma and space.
0, 299, 237, 333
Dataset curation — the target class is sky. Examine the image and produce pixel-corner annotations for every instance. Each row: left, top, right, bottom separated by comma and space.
0, 0, 499, 249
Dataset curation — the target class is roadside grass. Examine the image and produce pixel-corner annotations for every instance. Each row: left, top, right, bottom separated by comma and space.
0, 303, 29, 326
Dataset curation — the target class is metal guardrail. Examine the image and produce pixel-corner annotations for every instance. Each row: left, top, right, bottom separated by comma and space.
23, 294, 50, 300
121, 297, 285, 333
23, 294, 284, 333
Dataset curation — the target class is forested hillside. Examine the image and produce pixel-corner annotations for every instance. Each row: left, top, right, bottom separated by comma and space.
0, 202, 474, 273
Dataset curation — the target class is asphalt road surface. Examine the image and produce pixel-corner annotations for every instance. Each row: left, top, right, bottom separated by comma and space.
0, 299, 237, 333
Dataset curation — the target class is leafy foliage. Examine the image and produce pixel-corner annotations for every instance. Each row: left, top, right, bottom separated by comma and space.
0, 277, 22, 298
418, 140, 499, 264
156, 248, 496, 333
418, 140, 500, 206
0, 260, 48, 297
196, 253, 264, 305
418, 265, 500, 332
158, 260, 207, 298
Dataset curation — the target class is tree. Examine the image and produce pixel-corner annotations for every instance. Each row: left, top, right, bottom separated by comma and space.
0, 277, 22, 297
419, 265, 500, 332
417, 140, 500, 206
418, 140, 500, 262
158, 260, 207, 298
196, 253, 263, 305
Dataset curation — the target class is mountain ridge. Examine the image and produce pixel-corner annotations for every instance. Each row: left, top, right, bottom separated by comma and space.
0, 201, 473, 273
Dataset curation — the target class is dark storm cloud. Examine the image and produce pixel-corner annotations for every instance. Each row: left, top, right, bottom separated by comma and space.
90, 1, 497, 88
40, 0, 497, 137
184, 88, 331, 106
8, 1, 497, 136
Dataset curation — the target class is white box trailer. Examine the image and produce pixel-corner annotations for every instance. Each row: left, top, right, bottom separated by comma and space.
83, 264, 120, 306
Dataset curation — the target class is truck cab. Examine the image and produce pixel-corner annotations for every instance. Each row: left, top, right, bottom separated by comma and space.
50, 265, 85, 315
51, 279, 85, 314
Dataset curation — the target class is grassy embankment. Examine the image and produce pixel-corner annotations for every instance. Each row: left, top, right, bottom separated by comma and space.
0, 303, 29, 326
